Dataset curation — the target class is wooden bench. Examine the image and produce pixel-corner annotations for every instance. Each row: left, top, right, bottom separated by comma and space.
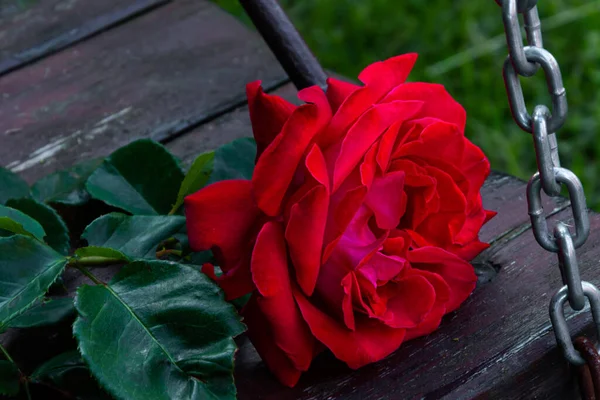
1, 1, 596, 398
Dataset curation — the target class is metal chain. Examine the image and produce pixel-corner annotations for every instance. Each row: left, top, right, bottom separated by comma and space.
496, 0, 600, 369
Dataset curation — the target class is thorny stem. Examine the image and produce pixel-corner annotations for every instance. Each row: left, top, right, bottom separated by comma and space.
0, 343, 15, 364
156, 249, 183, 258
67, 255, 128, 285
167, 206, 179, 216
69, 256, 127, 268
72, 265, 105, 286
0, 343, 31, 400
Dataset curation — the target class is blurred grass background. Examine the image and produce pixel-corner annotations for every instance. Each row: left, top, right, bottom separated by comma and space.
214, 0, 600, 209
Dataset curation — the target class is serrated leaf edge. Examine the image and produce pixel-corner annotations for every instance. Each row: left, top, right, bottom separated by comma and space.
73, 283, 209, 400
7, 198, 71, 255
72, 262, 244, 400
0, 253, 68, 330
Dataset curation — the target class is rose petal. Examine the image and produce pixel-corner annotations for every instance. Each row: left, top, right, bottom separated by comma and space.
326, 77, 361, 113
200, 263, 254, 300
319, 86, 377, 149
247, 81, 297, 160
342, 273, 356, 330
456, 140, 492, 222
382, 82, 466, 131
382, 231, 412, 257
376, 121, 401, 173
293, 285, 407, 369
485, 210, 498, 224
359, 252, 407, 287
185, 179, 259, 251
327, 206, 386, 269
304, 143, 330, 189
380, 273, 436, 329
322, 185, 368, 263
213, 265, 255, 301
248, 222, 316, 373
320, 54, 418, 150
185, 180, 261, 298
285, 185, 329, 296
408, 247, 477, 312
364, 170, 407, 230
404, 269, 451, 340
333, 100, 423, 191
450, 240, 490, 261
360, 144, 378, 188
390, 159, 437, 230
358, 53, 418, 95
253, 89, 331, 216
243, 296, 304, 387
455, 201, 487, 246
396, 120, 465, 166
415, 166, 467, 247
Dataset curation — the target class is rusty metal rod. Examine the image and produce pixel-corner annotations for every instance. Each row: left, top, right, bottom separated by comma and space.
238, 0, 328, 90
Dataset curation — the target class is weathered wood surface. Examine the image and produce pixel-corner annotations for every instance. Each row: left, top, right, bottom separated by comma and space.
0, 0, 169, 76
0, 0, 287, 183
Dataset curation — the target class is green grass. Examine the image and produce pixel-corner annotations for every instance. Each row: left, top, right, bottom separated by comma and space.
215, 0, 600, 209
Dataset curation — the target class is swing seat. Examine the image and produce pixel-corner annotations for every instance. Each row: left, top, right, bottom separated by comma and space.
0, 0, 595, 398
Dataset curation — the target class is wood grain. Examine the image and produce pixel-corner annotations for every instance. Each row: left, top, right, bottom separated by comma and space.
0, 0, 169, 76
0, 0, 287, 183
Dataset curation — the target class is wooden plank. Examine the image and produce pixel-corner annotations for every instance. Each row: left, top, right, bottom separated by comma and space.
0, 0, 169, 76
449, 204, 600, 400
0, 0, 287, 183
232, 174, 587, 400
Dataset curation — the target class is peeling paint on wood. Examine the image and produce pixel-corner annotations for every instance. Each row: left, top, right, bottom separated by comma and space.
0, 0, 169, 75
0, 0, 287, 183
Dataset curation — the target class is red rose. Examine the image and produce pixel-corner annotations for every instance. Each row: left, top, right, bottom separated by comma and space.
185, 54, 495, 387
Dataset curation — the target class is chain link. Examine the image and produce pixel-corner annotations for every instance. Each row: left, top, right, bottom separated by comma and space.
503, 47, 568, 133
495, 0, 539, 14
496, 0, 600, 369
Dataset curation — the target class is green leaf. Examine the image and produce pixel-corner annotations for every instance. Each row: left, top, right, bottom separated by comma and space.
208, 137, 256, 184
6, 198, 70, 254
170, 151, 214, 215
31, 351, 110, 399
74, 246, 130, 263
0, 167, 30, 205
86, 140, 184, 215
74, 260, 246, 400
82, 213, 186, 259
0, 205, 45, 240
0, 235, 68, 328
0, 360, 20, 396
188, 250, 214, 266
31, 158, 103, 206
7, 297, 75, 329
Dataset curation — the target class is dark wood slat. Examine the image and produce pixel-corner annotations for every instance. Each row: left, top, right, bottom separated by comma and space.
0, 0, 169, 76
449, 204, 600, 400
232, 174, 588, 400
0, 0, 287, 183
